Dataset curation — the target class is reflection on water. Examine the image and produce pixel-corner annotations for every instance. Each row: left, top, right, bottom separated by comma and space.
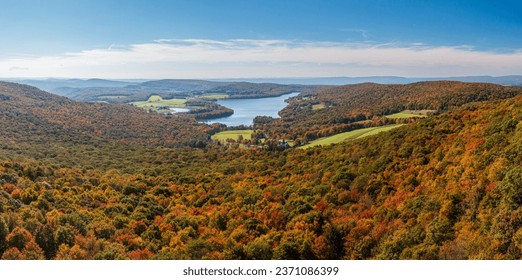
169, 107, 190, 113
205, 92, 300, 126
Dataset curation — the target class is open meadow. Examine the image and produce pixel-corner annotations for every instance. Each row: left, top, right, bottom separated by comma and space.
130, 95, 187, 112
300, 124, 405, 149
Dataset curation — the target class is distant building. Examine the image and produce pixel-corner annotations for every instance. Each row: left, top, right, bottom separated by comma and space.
279, 139, 290, 149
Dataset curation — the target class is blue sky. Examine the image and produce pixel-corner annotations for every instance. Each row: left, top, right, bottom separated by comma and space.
1, 0, 521, 78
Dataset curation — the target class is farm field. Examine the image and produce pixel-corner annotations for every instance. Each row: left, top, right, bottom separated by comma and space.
300, 124, 405, 149
211, 129, 254, 142
385, 109, 436, 119
312, 102, 326, 110
130, 95, 187, 112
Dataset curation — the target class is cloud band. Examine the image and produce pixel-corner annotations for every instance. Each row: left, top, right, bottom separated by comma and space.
1, 39, 521, 78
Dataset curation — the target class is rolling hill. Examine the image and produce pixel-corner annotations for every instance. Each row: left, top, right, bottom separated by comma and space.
29, 79, 313, 103
255, 81, 522, 142
0, 82, 211, 165
1, 80, 522, 260
198, 75, 522, 86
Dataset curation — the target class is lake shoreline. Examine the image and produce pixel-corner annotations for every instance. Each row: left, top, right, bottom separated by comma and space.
203, 92, 300, 126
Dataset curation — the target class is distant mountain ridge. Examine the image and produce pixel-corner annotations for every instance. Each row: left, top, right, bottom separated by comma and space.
215, 75, 522, 86
7, 79, 311, 103
3, 78, 139, 92
2, 76, 521, 103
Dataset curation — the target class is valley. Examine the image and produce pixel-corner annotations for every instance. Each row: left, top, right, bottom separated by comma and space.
1, 80, 522, 260
205, 91, 301, 126
25, 79, 312, 104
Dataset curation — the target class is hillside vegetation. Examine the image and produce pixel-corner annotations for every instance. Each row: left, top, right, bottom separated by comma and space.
57, 79, 313, 103
0, 82, 211, 157
1, 81, 522, 260
299, 124, 405, 149
256, 81, 521, 143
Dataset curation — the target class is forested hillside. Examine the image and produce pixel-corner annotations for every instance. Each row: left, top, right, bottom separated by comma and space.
55, 79, 312, 103
256, 81, 522, 141
1, 81, 522, 259
0, 82, 211, 148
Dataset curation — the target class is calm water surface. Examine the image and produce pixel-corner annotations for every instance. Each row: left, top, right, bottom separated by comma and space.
206, 92, 300, 126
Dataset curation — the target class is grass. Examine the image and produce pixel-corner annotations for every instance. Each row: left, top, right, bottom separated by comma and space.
385, 110, 436, 119
299, 124, 405, 149
146, 95, 163, 102
211, 130, 254, 142
130, 95, 187, 112
312, 103, 326, 110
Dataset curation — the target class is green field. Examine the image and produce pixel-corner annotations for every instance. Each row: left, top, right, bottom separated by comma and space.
299, 124, 405, 149
211, 130, 254, 142
385, 110, 435, 119
130, 95, 187, 112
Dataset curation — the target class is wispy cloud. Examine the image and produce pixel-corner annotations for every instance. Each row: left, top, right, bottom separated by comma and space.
339, 28, 370, 38
9, 66, 29, 72
1, 39, 521, 78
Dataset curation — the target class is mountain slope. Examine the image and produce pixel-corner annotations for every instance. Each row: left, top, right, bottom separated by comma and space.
1, 81, 522, 259
217, 75, 522, 86
49, 79, 312, 103
0, 82, 210, 164
257, 81, 522, 141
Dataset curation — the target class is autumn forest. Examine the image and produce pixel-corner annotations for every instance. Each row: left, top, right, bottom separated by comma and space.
1, 80, 522, 260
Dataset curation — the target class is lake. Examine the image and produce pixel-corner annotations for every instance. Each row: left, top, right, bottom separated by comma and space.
205, 92, 300, 126
169, 107, 190, 113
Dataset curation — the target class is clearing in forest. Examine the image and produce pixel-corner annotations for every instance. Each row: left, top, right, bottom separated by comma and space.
211, 130, 254, 142
385, 109, 436, 119
130, 95, 187, 112
300, 124, 404, 149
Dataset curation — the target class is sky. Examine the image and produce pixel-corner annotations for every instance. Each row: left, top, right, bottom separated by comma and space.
0, 0, 521, 79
